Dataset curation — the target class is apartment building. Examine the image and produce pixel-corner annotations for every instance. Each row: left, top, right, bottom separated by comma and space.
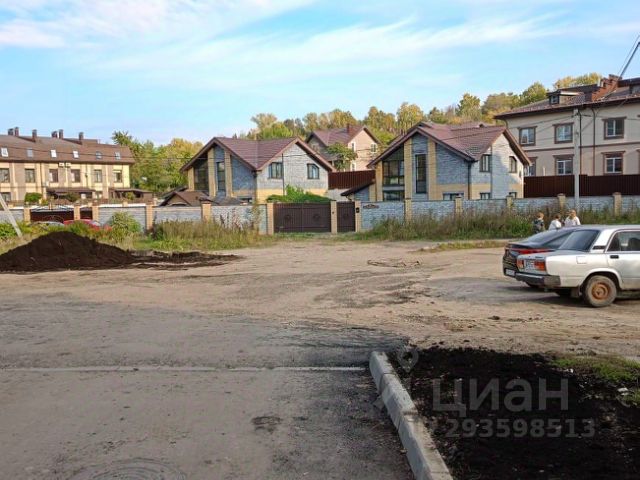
0, 128, 134, 203
495, 75, 640, 178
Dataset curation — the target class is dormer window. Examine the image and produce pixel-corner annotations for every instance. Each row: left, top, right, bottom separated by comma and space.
73, 150, 79, 159
50, 149, 57, 158
115, 151, 121, 160
95, 151, 103, 160
549, 94, 560, 105
27, 148, 33, 158
631, 85, 640, 94
0, 147, 8, 158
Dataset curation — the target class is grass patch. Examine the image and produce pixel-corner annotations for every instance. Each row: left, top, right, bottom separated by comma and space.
554, 355, 640, 384
420, 239, 510, 253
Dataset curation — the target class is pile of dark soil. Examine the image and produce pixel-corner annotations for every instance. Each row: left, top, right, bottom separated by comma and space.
0, 232, 237, 272
395, 348, 639, 480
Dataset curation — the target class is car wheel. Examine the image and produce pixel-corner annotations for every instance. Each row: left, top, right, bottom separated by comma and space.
583, 276, 617, 308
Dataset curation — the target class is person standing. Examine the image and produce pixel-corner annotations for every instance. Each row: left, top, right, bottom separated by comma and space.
564, 210, 581, 228
533, 212, 546, 233
550, 214, 563, 230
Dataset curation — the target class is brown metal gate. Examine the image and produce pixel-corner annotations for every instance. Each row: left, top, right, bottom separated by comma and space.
273, 203, 331, 233
337, 202, 355, 232
30, 207, 93, 223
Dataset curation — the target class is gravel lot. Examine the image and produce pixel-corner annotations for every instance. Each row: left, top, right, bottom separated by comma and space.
1, 239, 638, 478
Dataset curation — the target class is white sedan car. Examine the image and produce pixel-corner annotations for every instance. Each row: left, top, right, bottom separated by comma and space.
515, 225, 640, 307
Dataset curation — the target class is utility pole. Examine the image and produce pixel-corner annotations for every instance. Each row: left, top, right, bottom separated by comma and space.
573, 108, 581, 212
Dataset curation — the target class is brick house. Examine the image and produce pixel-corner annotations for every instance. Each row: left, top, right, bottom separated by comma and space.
180, 137, 334, 204
495, 74, 640, 178
306, 125, 380, 171
364, 122, 530, 201
0, 127, 134, 203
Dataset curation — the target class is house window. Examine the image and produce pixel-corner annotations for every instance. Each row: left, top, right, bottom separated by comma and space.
480, 154, 491, 172
72, 150, 79, 159
549, 94, 560, 105
268, 162, 283, 179
95, 151, 103, 160
25, 169, 36, 183
443, 192, 463, 201
114, 170, 123, 183
50, 149, 57, 158
604, 118, 624, 138
525, 157, 536, 177
519, 127, 536, 146
480, 192, 491, 200
93, 169, 103, 183
115, 151, 121, 160
49, 169, 59, 183
631, 85, 640, 94
350, 142, 356, 152
554, 123, 573, 143
383, 190, 404, 201
382, 155, 404, 186
193, 161, 208, 191
0, 147, 8, 157
556, 156, 573, 175
71, 169, 81, 183
509, 156, 518, 174
307, 163, 320, 180
0, 168, 9, 182
1, 192, 10, 202
27, 148, 33, 158
414, 154, 427, 194
216, 162, 226, 191
604, 153, 623, 175
371, 143, 378, 154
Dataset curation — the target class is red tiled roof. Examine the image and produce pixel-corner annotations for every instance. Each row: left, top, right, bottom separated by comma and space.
0, 132, 134, 165
368, 122, 530, 167
181, 137, 334, 173
307, 125, 379, 148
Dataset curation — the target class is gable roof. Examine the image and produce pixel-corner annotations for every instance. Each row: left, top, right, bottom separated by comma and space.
160, 189, 212, 206
181, 137, 334, 173
307, 125, 379, 148
368, 122, 530, 167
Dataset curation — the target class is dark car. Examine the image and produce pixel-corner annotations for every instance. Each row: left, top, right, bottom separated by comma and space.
503, 230, 573, 285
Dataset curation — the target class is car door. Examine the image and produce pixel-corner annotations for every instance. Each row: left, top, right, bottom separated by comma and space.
606, 230, 640, 289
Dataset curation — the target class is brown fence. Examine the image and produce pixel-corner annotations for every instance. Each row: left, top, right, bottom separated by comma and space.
525, 174, 640, 198
329, 170, 375, 190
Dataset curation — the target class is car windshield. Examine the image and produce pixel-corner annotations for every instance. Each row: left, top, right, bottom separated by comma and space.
558, 230, 599, 252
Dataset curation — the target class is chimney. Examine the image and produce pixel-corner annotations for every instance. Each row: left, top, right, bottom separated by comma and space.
32, 129, 38, 141
14, 127, 19, 136
593, 74, 621, 101
7, 128, 14, 136
78, 132, 84, 142
51, 130, 58, 138
58, 129, 64, 139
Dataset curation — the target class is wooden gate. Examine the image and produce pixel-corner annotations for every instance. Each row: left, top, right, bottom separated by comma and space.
273, 203, 331, 233
337, 202, 355, 232
30, 207, 92, 223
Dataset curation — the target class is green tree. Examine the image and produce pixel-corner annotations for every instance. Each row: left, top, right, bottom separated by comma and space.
326, 142, 357, 171
553, 72, 601, 90
482, 92, 519, 119
327, 109, 358, 128
250, 113, 278, 131
257, 122, 294, 140
396, 102, 425, 132
456, 93, 482, 121
517, 82, 548, 107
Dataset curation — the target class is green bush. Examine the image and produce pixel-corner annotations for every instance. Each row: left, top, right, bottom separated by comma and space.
267, 185, 331, 203
0, 222, 17, 240
24, 192, 42, 204
108, 211, 142, 241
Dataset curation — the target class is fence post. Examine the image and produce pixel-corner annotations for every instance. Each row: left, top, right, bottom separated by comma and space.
91, 201, 100, 223
23, 206, 31, 223
73, 204, 81, 221
354, 201, 362, 233
454, 197, 463, 216
505, 196, 514, 210
266, 202, 275, 235
330, 201, 338, 234
404, 198, 412, 222
557, 194, 566, 212
145, 203, 154, 231
201, 201, 212, 221
612, 192, 622, 217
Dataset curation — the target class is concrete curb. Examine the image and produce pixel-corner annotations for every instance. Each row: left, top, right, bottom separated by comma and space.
370, 352, 453, 480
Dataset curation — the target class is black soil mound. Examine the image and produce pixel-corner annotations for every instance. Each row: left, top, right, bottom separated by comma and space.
395, 347, 640, 480
0, 232, 238, 272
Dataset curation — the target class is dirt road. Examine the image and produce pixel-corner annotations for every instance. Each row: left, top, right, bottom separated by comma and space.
1, 239, 638, 478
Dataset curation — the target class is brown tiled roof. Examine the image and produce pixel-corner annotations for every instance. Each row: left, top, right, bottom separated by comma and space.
181, 137, 334, 173
0, 131, 134, 165
160, 190, 212, 206
369, 122, 530, 167
307, 125, 379, 148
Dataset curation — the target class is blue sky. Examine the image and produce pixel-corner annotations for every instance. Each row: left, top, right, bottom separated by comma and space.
1, 0, 639, 144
